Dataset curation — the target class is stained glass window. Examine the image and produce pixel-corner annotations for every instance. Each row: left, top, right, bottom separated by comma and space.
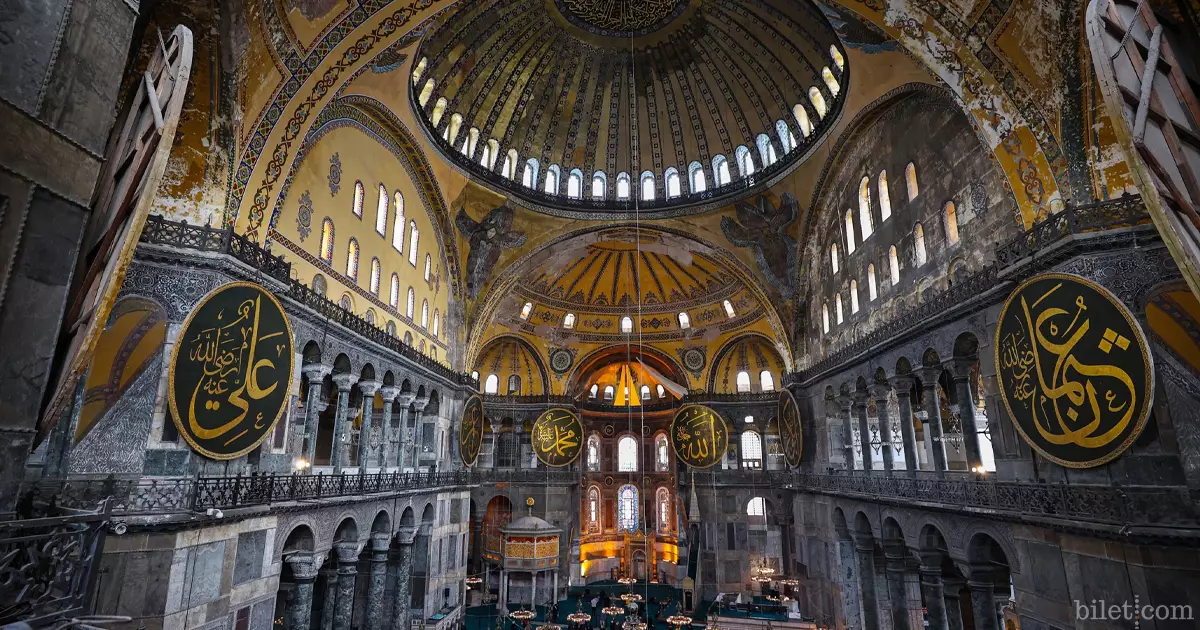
618, 485, 639, 532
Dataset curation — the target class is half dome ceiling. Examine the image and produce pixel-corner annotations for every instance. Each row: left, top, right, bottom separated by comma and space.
411, 0, 848, 218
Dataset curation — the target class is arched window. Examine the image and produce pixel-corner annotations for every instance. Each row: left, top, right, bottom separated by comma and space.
906, 162, 918, 200
471, 370, 479, 383
433, 310, 440, 338
822, 67, 840, 96
757, 134, 777, 166
723, 299, 736, 319
858, 177, 874, 239
616, 172, 631, 199
406, 287, 415, 318
502, 150, 518, 179
793, 104, 813, 137
944, 202, 960, 245
640, 171, 656, 201
352, 181, 364, 218
735, 145, 755, 177
592, 171, 607, 199
830, 46, 845, 71
364, 309, 375, 326
621, 316, 633, 333
656, 384, 666, 398
484, 139, 500, 169
741, 431, 763, 469
563, 313, 576, 329
507, 374, 521, 395
477, 137, 492, 166
844, 210, 855, 254
484, 374, 499, 394
544, 164, 561, 194
736, 371, 752, 393
339, 295, 352, 312
589, 384, 598, 399
446, 113, 463, 145
831, 242, 840, 273
587, 485, 600, 524
836, 293, 844, 324
822, 303, 830, 333
520, 302, 533, 320
914, 223, 927, 266
618, 437, 638, 472
677, 312, 690, 329
403, 331, 413, 346
640, 385, 651, 401
412, 57, 427, 85
850, 279, 860, 313
688, 161, 706, 193
370, 258, 381, 294
346, 238, 360, 280
604, 385, 615, 400
587, 435, 601, 471
867, 265, 878, 300
747, 496, 766, 517
375, 185, 388, 236
809, 87, 827, 118
760, 371, 775, 392
713, 155, 731, 186
387, 321, 396, 337
776, 120, 794, 153
430, 98, 447, 127
312, 274, 327, 297
889, 245, 900, 284
656, 487, 671, 532
878, 172, 892, 221
522, 159, 539, 188
421, 300, 429, 328
408, 221, 419, 266
424, 254, 432, 281
319, 218, 335, 263
655, 434, 669, 471
665, 168, 681, 198
392, 192, 406, 252
618, 485, 638, 532
567, 169, 583, 198
465, 127, 480, 158
418, 79, 435, 107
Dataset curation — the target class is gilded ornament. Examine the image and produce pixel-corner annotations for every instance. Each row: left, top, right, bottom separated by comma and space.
532, 408, 584, 467
670, 405, 730, 469
777, 389, 803, 467
459, 394, 484, 467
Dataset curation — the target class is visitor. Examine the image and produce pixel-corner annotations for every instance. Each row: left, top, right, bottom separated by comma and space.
591, 596, 599, 618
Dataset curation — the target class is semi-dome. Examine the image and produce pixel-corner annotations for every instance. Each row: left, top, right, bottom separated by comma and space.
411, 0, 848, 218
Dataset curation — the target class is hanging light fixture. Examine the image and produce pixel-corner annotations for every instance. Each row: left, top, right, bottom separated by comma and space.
619, 593, 643, 603
667, 615, 693, 627
567, 613, 592, 624
618, 576, 637, 585
602, 606, 626, 616
510, 610, 536, 621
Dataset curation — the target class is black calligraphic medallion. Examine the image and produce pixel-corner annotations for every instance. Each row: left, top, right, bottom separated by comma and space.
459, 394, 484, 467
777, 390, 803, 467
671, 405, 729, 469
532, 408, 584, 467
168, 282, 295, 460
994, 273, 1154, 469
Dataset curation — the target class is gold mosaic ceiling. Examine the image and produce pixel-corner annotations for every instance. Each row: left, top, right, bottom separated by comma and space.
553, 0, 689, 36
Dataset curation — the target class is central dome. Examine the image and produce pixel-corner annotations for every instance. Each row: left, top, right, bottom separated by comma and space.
411, 0, 848, 219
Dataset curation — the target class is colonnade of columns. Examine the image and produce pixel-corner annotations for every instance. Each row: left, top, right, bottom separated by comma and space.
301, 364, 426, 472
283, 528, 418, 630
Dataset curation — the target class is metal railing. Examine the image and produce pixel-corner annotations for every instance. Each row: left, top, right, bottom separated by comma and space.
993, 193, 1150, 267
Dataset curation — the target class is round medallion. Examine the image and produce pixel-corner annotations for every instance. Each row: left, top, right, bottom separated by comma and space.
168, 282, 295, 460
994, 273, 1154, 468
459, 394, 485, 467
531, 408, 585, 467
550, 348, 573, 374
683, 348, 705, 373
553, 0, 688, 36
603, 424, 615, 436
605, 476, 614, 487
777, 390, 804, 467
670, 405, 729, 469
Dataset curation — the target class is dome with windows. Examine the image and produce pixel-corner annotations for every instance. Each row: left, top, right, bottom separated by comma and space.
411, 0, 847, 218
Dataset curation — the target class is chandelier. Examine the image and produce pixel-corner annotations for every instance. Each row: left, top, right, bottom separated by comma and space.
466, 577, 483, 585
510, 610, 536, 621
618, 576, 637, 585
602, 606, 626, 616
620, 593, 643, 603
777, 578, 800, 587
623, 622, 647, 630
667, 615, 693, 627
567, 613, 592, 624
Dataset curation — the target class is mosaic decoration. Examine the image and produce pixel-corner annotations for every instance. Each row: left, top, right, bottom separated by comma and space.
777, 389, 803, 467
554, 0, 686, 36
531, 408, 584, 467
168, 282, 295, 460
681, 347, 706, 374
549, 348, 574, 375
722, 193, 799, 300
456, 206, 527, 299
328, 153, 341, 196
671, 405, 729, 469
995, 273, 1154, 468
459, 394, 484, 467
296, 191, 314, 241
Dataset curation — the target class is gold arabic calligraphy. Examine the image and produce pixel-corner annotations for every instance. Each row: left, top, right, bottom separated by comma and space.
532, 409, 583, 466
459, 395, 484, 466
672, 405, 728, 468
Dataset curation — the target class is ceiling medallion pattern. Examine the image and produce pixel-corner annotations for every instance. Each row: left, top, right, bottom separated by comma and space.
553, 0, 688, 37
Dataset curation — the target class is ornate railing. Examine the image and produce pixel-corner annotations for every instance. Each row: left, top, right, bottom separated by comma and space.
994, 193, 1149, 267
480, 391, 778, 410
0, 504, 110, 625
140, 215, 477, 389
482, 394, 575, 406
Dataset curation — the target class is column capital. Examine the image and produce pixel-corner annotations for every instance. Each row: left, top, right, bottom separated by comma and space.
965, 562, 994, 587
834, 394, 854, 410
333, 541, 360, 564
890, 374, 915, 393
303, 363, 333, 382
868, 383, 892, 401
919, 549, 946, 572
852, 389, 870, 407
943, 357, 975, 382
395, 525, 418, 545
411, 397, 429, 413
332, 373, 358, 391
358, 379, 382, 397
286, 551, 324, 581
918, 365, 944, 385
380, 386, 401, 400
370, 532, 391, 553
396, 392, 416, 406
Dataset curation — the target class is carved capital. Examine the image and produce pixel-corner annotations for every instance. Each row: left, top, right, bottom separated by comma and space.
411, 397, 429, 413
396, 392, 416, 406
370, 532, 391, 553
868, 383, 891, 402
917, 366, 944, 388
890, 375, 915, 394
942, 358, 975, 382
332, 373, 358, 392
395, 525, 418, 545
852, 389, 870, 407
380, 386, 401, 400
834, 394, 854, 411
303, 363, 333, 382
286, 551, 324, 581
334, 541, 360, 564
357, 379, 382, 397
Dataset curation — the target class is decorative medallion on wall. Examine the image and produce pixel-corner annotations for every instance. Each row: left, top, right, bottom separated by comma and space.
532, 408, 584, 467
168, 282, 295, 460
679, 346, 706, 378
296, 191, 314, 241
459, 394, 484, 467
670, 405, 729, 469
777, 389, 803, 467
549, 348, 574, 375
603, 424, 615, 436
605, 476, 614, 487
994, 273, 1154, 468
328, 154, 342, 196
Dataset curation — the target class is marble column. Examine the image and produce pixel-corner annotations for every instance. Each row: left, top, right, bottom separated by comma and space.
946, 359, 984, 472
320, 565, 338, 630
943, 577, 966, 630
365, 534, 390, 630
378, 386, 400, 468
854, 392, 873, 471
286, 552, 323, 630
836, 395, 856, 469
302, 364, 332, 470
392, 527, 416, 630
333, 542, 359, 630
918, 551, 949, 630
870, 385, 895, 473
890, 376, 919, 472
883, 543, 911, 630
917, 368, 948, 472
331, 374, 358, 473
852, 532, 881, 630
395, 394, 414, 468
357, 380, 381, 469
968, 566, 999, 630
410, 397, 428, 469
